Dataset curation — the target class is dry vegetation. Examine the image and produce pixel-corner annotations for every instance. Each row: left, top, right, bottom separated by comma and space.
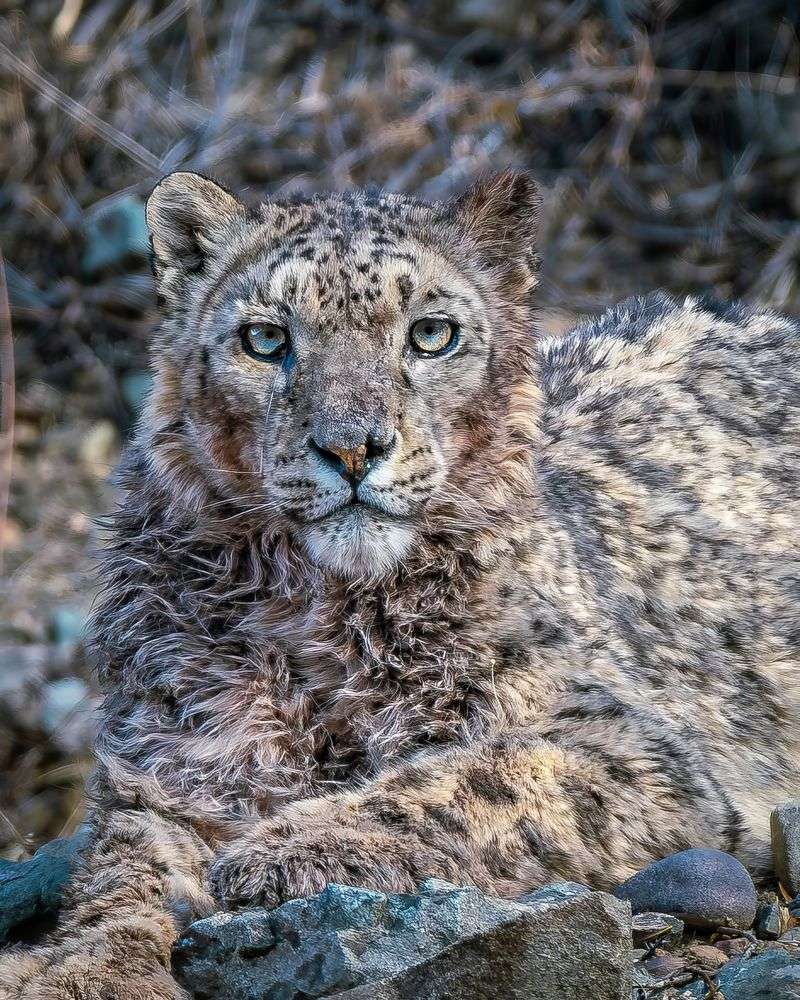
0, 0, 798, 858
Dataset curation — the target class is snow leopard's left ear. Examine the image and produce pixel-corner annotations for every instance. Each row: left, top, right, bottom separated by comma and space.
146, 172, 247, 304
451, 171, 541, 296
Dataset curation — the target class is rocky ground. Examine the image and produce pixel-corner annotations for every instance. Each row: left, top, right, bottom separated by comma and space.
3, 816, 800, 998
0, 382, 118, 857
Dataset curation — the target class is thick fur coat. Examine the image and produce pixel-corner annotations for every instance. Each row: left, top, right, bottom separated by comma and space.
2, 171, 799, 999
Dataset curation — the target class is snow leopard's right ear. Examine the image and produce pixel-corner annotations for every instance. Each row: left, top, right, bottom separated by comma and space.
146, 172, 246, 301
451, 170, 541, 297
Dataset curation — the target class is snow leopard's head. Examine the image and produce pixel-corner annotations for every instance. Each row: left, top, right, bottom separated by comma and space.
143, 170, 541, 579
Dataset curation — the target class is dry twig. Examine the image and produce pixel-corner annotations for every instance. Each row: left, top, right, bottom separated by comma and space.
0, 252, 14, 578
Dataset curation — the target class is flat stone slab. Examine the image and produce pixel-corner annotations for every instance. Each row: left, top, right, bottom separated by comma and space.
772, 802, 800, 897
173, 879, 632, 1000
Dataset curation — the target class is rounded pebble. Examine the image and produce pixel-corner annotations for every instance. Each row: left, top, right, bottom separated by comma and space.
686, 943, 728, 969
613, 848, 757, 929
715, 936, 749, 958
644, 953, 687, 980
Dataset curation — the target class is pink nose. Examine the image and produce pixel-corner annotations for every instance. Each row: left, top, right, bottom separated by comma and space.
324, 443, 367, 480
309, 434, 395, 483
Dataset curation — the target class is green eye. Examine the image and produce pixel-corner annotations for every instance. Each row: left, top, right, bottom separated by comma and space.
409, 317, 459, 356
240, 323, 288, 361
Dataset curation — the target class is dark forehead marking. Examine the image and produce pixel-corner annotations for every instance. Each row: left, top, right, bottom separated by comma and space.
397, 274, 415, 310
196, 192, 437, 327
196, 203, 323, 323
198, 345, 210, 393
285, 276, 299, 304
197, 237, 285, 325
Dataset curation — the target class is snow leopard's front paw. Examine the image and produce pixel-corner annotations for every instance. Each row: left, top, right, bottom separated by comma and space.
208, 800, 458, 910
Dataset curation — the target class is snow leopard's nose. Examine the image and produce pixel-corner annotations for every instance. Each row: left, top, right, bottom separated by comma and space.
309, 433, 395, 483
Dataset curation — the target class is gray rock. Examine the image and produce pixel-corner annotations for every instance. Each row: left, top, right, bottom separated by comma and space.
173, 879, 632, 1000
0, 829, 90, 941
769, 968, 800, 998
40, 675, 99, 756
41, 677, 90, 730
0, 645, 58, 729
613, 849, 757, 929
81, 194, 149, 274
631, 911, 684, 946
754, 898, 783, 940
677, 950, 800, 999
48, 607, 85, 650
780, 926, 800, 945
121, 371, 153, 413
772, 802, 800, 897
516, 880, 590, 906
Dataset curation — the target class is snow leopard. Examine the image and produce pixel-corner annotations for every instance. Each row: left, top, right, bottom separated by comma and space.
2, 170, 800, 999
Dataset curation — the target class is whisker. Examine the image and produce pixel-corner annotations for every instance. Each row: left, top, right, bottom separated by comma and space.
199, 494, 266, 511
212, 503, 282, 524
263, 369, 280, 445
206, 467, 264, 476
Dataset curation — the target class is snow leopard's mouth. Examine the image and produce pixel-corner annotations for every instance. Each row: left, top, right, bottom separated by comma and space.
307, 498, 409, 525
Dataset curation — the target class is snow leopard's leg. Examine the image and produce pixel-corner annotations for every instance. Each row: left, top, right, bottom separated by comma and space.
209, 721, 741, 909
0, 808, 215, 1000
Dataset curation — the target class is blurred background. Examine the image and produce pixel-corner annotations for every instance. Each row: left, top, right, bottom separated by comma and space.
0, 0, 798, 859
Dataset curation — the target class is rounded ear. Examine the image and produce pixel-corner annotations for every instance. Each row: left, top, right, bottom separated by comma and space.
451, 171, 541, 296
145, 172, 246, 295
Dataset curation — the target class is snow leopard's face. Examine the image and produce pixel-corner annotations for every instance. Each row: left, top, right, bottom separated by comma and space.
144, 172, 540, 578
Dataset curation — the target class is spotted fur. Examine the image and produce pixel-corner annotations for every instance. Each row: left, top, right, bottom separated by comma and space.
2, 172, 800, 998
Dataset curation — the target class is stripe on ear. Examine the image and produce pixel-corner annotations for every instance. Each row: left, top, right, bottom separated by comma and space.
451, 171, 542, 296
